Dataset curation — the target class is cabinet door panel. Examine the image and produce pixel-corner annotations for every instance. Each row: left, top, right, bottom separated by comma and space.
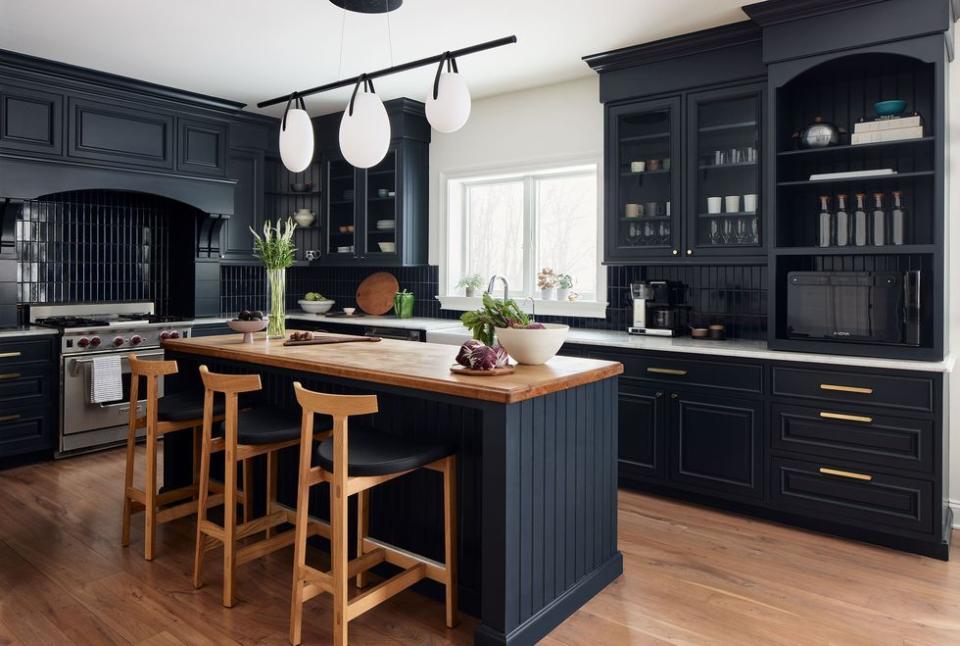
178, 118, 227, 177
68, 98, 174, 169
224, 149, 263, 259
0, 83, 63, 156
669, 392, 763, 499
0, 406, 52, 458
618, 384, 665, 480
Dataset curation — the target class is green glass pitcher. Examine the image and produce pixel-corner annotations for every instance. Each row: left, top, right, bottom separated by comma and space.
393, 289, 414, 319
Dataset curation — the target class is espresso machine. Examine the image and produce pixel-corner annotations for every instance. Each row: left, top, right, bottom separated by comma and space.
628, 280, 689, 336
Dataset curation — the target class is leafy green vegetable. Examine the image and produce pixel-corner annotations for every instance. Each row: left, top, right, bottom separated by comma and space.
460, 293, 531, 346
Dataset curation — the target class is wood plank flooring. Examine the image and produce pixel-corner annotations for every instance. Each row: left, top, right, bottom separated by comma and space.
1, 446, 959, 645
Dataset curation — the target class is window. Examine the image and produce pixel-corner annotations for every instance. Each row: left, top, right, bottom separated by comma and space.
443, 163, 603, 314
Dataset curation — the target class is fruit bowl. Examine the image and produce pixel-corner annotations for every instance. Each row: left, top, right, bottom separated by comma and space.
494, 324, 569, 365
228, 318, 267, 343
298, 299, 334, 314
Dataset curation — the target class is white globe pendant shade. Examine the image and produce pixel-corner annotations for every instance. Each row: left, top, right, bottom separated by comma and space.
426, 71, 471, 133
339, 90, 391, 169
279, 108, 314, 173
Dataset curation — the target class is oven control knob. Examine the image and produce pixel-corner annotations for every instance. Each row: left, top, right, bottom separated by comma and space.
89, 336, 102, 347
159, 331, 171, 340
168, 330, 181, 339
77, 337, 90, 348
130, 335, 143, 346
112, 336, 125, 347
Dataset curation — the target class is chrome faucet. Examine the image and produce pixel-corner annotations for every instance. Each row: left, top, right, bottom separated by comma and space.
487, 275, 509, 301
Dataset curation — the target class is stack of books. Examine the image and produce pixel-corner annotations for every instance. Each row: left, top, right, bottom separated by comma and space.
851, 114, 924, 145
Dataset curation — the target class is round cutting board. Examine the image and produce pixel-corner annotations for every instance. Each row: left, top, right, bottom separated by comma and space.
356, 271, 400, 315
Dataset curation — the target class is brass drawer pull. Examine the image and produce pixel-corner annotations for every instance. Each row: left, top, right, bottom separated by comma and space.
818, 467, 873, 482
820, 383, 873, 395
0, 351, 22, 359
647, 367, 687, 376
0, 414, 21, 423
819, 411, 873, 424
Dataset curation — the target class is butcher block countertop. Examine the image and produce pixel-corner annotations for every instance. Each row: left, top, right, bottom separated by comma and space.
162, 332, 623, 404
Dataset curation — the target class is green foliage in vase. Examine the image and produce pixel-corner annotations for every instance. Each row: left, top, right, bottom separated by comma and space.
250, 217, 297, 269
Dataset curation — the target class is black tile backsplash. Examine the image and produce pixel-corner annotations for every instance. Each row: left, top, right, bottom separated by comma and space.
14, 190, 194, 317
221, 263, 768, 339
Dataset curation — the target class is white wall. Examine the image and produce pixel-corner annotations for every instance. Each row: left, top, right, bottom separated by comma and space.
427, 75, 603, 267
948, 29, 960, 522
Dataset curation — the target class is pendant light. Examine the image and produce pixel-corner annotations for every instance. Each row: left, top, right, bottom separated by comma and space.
279, 94, 314, 173
426, 53, 471, 133
339, 75, 391, 168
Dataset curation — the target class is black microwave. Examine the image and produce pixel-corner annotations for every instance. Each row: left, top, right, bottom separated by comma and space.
786, 271, 920, 346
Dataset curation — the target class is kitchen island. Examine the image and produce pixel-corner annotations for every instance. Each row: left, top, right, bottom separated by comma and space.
161, 332, 623, 646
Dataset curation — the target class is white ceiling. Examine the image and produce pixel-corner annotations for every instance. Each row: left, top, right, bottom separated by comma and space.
0, 0, 763, 118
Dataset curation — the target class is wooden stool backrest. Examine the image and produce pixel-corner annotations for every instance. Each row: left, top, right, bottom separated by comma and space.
199, 365, 262, 446
293, 382, 378, 486
128, 353, 179, 431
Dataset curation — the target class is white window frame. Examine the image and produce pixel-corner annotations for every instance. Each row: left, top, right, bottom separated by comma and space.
437, 156, 607, 319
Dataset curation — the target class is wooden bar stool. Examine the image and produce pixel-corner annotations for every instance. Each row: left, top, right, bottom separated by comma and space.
289, 382, 458, 646
194, 365, 325, 608
121, 354, 229, 561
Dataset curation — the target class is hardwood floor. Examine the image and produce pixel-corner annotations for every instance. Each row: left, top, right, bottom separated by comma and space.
1, 446, 959, 645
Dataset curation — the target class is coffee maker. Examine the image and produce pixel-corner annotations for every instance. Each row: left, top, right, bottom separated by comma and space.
628, 280, 689, 336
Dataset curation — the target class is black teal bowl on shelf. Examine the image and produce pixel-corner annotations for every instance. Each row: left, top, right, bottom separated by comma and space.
874, 100, 907, 117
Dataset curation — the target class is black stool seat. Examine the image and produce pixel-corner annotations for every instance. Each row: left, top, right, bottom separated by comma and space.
215, 407, 303, 445
157, 391, 225, 423
316, 427, 453, 477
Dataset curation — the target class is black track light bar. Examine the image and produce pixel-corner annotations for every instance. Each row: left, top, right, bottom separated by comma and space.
257, 35, 517, 109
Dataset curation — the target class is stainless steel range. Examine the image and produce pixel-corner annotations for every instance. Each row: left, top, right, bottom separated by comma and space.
29, 302, 193, 456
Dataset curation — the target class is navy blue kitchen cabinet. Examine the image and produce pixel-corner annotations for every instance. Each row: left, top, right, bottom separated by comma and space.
0, 335, 57, 460
0, 80, 63, 157
223, 148, 264, 260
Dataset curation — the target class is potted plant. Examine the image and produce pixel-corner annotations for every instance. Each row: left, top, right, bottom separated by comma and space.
537, 267, 558, 300
460, 293, 568, 364
556, 274, 573, 301
456, 273, 484, 297
250, 217, 297, 338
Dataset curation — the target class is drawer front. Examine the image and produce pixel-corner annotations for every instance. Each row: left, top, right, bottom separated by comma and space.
0, 366, 53, 410
0, 406, 52, 458
770, 457, 933, 534
771, 403, 932, 473
0, 337, 56, 366
771, 366, 934, 413
587, 350, 763, 394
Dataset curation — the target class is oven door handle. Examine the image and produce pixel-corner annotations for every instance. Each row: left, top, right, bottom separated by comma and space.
69, 350, 165, 366
97, 401, 133, 412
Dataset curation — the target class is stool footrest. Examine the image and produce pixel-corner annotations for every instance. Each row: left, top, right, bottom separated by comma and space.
347, 563, 426, 621
362, 536, 450, 585
236, 510, 287, 540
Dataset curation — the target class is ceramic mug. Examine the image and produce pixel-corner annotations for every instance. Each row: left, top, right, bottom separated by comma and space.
707, 197, 723, 214
644, 201, 659, 217
630, 161, 646, 173
725, 195, 741, 213
743, 194, 758, 213
625, 203, 641, 218
305, 250, 320, 261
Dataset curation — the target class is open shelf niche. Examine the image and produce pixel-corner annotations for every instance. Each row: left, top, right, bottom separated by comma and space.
264, 155, 323, 264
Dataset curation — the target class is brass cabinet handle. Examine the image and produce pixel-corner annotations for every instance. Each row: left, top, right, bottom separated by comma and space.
819, 411, 873, 424
647, 367, 687, 376
0, 352, 22, 359
820, 383, 873, 395
0, 372, 20, 381
0, 414, 21, 423
818, 467, 873, 482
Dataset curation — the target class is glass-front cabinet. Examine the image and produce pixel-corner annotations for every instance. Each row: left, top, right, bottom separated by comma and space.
686, 84, 764, 256
606, 97, 682, 261
324, 157, 357, 261
362, 149, 398, 261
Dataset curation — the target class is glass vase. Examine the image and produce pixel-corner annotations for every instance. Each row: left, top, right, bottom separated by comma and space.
267, 267, 286, 338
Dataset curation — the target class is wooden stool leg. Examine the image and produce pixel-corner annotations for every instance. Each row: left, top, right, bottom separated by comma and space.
223, 451, 238, 607
120, 416, 138, 547
443, 456, 458, 628
193, 420, 213, 589
144, 429, 158, 561
331, 480, 349, 646
192, 427, 201, 488
242, 458, 253, 523
289, 412, 315, 646
266, 450, 277, 540
355, 489, 369, 589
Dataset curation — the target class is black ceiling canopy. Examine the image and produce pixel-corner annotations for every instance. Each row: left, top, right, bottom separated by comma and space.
329, 0, 402, 13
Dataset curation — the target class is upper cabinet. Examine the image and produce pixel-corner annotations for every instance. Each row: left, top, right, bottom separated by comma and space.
0, 81, 62, 157
67, 97, 175, 170
586, 22, 767, 264
178, 117, 228, 177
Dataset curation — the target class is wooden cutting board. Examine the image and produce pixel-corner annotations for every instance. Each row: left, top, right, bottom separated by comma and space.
356, 271, 400, 315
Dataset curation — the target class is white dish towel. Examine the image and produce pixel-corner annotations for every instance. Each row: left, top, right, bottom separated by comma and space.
88, 355, 123, 404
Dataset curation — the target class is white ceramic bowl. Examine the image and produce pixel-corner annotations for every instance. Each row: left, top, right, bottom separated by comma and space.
494, 323, 569, 365
376, 219, 395, 230
378, 241, 396, 253
298, 299, 334, 314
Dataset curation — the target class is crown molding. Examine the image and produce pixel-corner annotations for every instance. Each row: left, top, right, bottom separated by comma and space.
743, 0, 896, 27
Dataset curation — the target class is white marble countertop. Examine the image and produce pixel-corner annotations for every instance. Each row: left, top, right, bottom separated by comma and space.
0, 325, 60, 338
425, 324, 956, 373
